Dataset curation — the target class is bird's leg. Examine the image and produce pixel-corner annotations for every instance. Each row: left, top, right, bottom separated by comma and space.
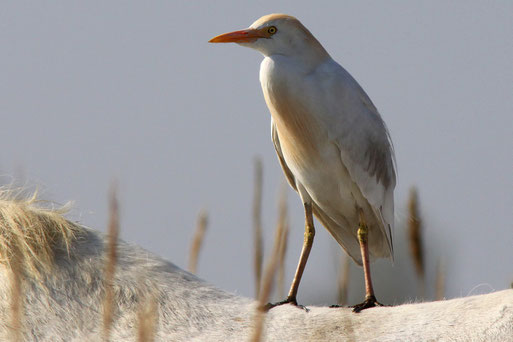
287, 202, 315, 302
265, 202, 315, 311
351, 210, 384, 313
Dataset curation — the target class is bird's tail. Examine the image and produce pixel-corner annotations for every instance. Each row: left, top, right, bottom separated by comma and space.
312, 203, 392, 265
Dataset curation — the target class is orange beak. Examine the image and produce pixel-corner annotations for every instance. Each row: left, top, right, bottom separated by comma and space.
209, 28, 265, 43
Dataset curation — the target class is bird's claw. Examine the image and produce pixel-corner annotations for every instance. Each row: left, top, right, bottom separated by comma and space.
350, 295, 385, 313
264, 298, 309, 312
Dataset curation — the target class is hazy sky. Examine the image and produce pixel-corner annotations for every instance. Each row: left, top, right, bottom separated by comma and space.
1, 2, 512, 304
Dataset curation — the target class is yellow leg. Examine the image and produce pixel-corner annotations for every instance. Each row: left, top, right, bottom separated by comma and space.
352, 210, 383, 313
286, 202, 315, 303
266, 202, 315, 310
358, 213, 375, 300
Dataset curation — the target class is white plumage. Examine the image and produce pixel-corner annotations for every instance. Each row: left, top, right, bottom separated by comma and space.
262, 53, 395, 264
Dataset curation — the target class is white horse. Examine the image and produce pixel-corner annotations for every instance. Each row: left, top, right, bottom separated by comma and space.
0, 191, 511, 341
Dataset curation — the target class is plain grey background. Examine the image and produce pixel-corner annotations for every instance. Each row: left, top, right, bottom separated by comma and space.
1, 1, 512, 305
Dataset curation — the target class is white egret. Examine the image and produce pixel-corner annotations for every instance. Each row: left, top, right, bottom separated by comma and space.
210, 14, 396, 312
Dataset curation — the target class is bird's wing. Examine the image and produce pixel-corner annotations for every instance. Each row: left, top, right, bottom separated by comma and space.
271, 118, 297, 191
315, 62, 396, 253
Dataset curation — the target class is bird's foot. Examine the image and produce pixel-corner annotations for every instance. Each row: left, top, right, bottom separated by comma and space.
264, 297, 308, 312
350, 295, 385, 313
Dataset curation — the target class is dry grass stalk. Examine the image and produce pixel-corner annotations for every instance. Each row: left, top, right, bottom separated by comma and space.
407, 187, 425, 297
8, 260, 23, 342
276, 183, 289, 299
435, 259, 446, 301
102, 185, 120, 342
188, 210, 208, 274
252, 157, 264, 298
136, 287, 159, 342
250, 209, 287, 342
337, 254, 351, 306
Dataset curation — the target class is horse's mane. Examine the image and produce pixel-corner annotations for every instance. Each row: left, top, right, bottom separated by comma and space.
0, 188, 80, 280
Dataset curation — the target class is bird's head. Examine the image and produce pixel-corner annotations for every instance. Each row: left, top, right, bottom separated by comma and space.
209, 14, 329, 64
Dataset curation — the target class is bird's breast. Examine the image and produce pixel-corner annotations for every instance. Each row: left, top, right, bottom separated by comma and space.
260, 57, 329, 170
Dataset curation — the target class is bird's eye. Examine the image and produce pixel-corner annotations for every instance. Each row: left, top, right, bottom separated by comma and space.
267, 26, 277, 35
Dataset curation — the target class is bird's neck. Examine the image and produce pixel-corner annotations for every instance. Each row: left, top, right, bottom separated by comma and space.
275, 43, 330, 72
302, 39, 330, 66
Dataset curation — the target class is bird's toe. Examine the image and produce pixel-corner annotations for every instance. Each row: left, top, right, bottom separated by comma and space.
350, 295, 385, 313
264, 297, 308, 312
